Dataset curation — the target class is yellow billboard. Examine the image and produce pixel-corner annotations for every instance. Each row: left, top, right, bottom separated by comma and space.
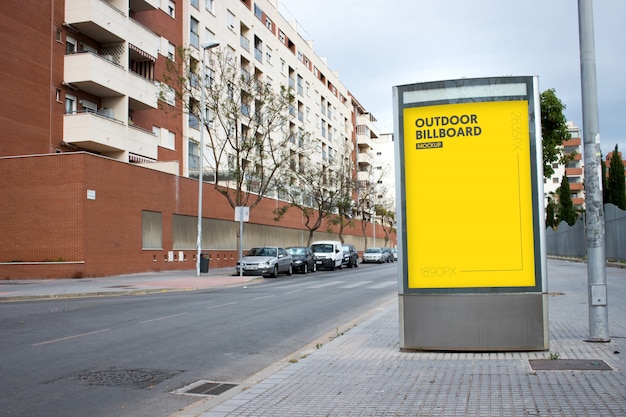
403, 100, 536, 289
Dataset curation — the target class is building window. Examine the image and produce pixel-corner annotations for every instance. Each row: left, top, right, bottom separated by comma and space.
188, 140, 200, 172
190, 0, 199, 10
254, 4, 263, 20
279, 31, 285, 44
167, 43, 176, 61
142, 211, 163, 250
55, 89, 61, 103
205, 0, 214, 13
65, 36, 76, 54
265, 46, 272, 64
167, 0, 175, 17
227, 10, 235, 30
56, 29, 62, 42
160, 83, 175, 106
65, 94, 76, 114
190, 17, 199, 48
265, 16, 272, 31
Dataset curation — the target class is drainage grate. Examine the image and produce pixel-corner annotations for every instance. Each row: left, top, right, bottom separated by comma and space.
529, 359, 612, 371
177, 380, 238, 396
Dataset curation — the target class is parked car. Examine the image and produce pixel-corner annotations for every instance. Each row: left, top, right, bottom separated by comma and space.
311, 240, 343, 270
342, 244, 359, 268
235, 246, 292, 278
390, 248, 398, 261
286, 246, 316, 274
381, 247, 394, 262
362, 247, 384, 263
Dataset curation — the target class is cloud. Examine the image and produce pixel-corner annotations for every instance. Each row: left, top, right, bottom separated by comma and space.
280, 0, 626, 155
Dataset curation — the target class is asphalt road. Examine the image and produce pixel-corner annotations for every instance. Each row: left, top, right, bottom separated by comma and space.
0, 262, 398, 417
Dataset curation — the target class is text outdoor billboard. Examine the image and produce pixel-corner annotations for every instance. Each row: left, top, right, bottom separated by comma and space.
395, 76, 546, 294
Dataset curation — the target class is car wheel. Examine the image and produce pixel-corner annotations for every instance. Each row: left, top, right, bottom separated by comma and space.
354, 257, 358, 267
303, 263, 308, 274
271, 265, 278, 278
287, 264, 292, 276
312, 262, 317, 273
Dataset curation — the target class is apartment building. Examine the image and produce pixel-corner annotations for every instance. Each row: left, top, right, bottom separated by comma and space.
0, 0, 386, 278
544, 121, 585, 210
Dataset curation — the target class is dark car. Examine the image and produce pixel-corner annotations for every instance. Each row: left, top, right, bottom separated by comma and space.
342, 244, 359, 268
286, 246, 316, 274
235, 246, 292, 278
381, 247, 394, 262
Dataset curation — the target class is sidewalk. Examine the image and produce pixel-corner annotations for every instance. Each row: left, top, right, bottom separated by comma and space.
186, 259, 625, 417
0, 267, 256, 301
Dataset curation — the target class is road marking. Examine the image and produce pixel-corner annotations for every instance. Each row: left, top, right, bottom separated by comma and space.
32, 328, 111, 346
253, 295, 275, 300
207, 302, 238, 309
368, 281, 397, 289
140, 312, 187, 323
305, 280, 345, 289
285, 290, 302, 294
339, 281, 372, 288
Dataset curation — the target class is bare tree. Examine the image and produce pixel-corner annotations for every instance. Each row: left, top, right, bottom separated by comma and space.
163, 47, 302, 210
329, 142, 357, 244
274, 145, 348, 246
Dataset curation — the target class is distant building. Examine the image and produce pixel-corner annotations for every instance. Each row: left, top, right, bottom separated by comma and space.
374, 132, 396, 211
544, 121, 584, 210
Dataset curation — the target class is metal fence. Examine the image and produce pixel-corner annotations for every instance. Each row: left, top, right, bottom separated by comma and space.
545, 203, 626, 262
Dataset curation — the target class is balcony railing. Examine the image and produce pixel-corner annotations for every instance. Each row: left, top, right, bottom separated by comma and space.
63, 111, 158, 160
65, 0, 158, 58
64, 52, 158, 109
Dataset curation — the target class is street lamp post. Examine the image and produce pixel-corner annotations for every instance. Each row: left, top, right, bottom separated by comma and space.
196, 40, 220, 277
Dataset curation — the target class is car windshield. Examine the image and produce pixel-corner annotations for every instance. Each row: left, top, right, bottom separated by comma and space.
287, 248, 306, 256
365, 248, 381, 253
247, 247, 277, 257
311, 244, 333, 253
342, 245, 350, 251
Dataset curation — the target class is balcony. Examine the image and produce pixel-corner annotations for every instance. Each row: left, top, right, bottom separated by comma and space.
563, 138, 581, 147
357, 151, 372, 167
63, 111, 158, 159
569, 182, 583, 191
565, 167, 583, 176
240, 35, 250, 52
130, 0, 158, 12
65, 52, 157, 109
357, 170, 370, 182
65, 0, 158, 57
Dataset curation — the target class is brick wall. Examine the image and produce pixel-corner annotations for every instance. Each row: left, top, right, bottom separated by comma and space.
1, 153, 392, 279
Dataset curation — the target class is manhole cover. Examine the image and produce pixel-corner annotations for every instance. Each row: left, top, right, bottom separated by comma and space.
70, 368, 182, 389
175, 380, 238, 396
529, 359, 612, 371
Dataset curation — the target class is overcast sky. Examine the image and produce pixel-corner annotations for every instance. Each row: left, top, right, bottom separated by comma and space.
279, 0, 625, 157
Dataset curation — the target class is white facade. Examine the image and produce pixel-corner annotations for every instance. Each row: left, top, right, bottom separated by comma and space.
544, 121, 585, 209
182, 0, 356, 182
374, 132, 396, 210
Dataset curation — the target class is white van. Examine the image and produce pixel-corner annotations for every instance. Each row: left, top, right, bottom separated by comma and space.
310, 240, 343, 270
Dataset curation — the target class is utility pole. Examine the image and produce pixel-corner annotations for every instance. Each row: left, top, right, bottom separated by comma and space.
578, 0, 609, 342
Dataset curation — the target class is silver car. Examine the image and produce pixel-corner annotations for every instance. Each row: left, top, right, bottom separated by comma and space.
236, 246, 293, 278
362, 247, 384, 263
